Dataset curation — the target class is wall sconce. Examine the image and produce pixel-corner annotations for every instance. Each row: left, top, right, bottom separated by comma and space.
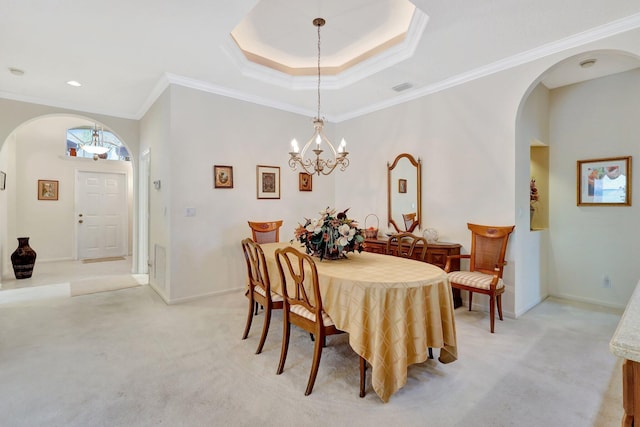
153, 180, 161, 190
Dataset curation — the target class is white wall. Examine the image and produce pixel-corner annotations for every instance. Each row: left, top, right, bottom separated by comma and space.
514, 83, 551, 315
548, 68, 640, 308
144, 85, 336, 302
1, 116, 133, 276
140, 89, 171, 299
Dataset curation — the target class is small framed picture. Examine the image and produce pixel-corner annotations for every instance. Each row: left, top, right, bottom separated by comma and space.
0, 171, 5, 190
398, 178, 407, 194
577, 156, 631, 206
299, 172, 312, 192
214, 165, 233, 189
257, 165, 280, 199
38, 179, 59, 200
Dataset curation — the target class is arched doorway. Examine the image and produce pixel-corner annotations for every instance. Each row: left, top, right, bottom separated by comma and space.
514, 49, 640, 314
0, 114, 144, 288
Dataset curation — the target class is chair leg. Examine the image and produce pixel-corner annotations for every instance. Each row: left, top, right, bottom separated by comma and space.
359, 356, 367, 398
276, 316, 291, 375
497, 294, 504, 321
428, 347, 434, 359
489, 294, 496, 333
242, 297, 255, 340
468, 291, 473, 311
254, 301, 259, 316
305, 332, 324, 396
255, 305, 271, 354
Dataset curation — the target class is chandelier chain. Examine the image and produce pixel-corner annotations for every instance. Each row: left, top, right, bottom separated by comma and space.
316, 21, 321, 119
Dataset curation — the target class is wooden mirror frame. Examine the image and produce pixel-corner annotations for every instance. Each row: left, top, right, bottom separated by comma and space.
387, 153, 421, 233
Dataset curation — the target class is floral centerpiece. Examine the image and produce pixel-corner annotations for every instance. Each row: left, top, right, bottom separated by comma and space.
294, 207, 365, 260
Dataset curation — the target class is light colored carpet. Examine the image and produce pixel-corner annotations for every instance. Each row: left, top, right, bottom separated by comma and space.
81, 256, 126, 264
0, 287, 625, 426
69, 274, 143, 296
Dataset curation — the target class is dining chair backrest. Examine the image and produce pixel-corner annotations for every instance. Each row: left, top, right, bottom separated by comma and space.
275, 246, 323, 323
248, 220, 283, 244
386, 232, 427, 261
467, 223, 515, 278
241, 238, 270, 297
402, 213, 417, 231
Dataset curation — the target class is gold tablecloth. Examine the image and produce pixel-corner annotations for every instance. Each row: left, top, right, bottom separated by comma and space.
261, 242, 458, 402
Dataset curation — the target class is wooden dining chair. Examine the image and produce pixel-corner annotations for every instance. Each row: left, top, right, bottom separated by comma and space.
444, 223, 515, 333
241, 238, 283, 354
385, 232, 433, 359
247, 220, 283, 244
402, 212, 418, 232
274, 246, 366, 397
386, 232, 428, 261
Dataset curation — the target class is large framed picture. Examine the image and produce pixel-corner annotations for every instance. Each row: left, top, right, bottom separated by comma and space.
213, 165, 233, 189
257, 165, 280, 199
577, 156, 631, 206
38, 179, 59, 200
299, 172, 312, 192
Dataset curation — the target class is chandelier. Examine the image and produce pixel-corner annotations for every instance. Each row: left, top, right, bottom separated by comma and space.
80, 124, 111, 156
288, 18, 349, 176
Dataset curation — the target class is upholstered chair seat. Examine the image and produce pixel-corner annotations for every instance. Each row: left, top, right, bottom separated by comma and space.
447, 271, 505, 291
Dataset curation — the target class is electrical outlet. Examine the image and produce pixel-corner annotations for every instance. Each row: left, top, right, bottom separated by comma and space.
602, 275, 611, 288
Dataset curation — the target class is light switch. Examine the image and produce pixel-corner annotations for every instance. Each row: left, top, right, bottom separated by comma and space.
186, 207, 196, 217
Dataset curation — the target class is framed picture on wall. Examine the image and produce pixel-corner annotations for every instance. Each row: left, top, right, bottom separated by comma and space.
299, 172, 312, 191
577, 156, 631, 206
256, 165, 280, 199
38, 179, 59, 200
213, 165, 233, 189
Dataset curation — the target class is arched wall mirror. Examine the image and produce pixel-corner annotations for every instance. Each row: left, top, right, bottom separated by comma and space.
387, 153, 421, 233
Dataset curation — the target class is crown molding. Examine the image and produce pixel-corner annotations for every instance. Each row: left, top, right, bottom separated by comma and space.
165, 73, 317, 118
334, 11, 640, 122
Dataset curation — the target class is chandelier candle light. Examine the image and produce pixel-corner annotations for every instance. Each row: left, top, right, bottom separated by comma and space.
288, 18, 349, 176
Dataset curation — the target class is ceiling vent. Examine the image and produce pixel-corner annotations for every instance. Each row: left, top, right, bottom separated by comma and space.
392, 82, 413, 92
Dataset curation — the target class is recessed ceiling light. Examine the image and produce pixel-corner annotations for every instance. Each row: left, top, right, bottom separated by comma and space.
579, 59, 597, 68
67, 80, 82, 87
8, 67, 25, 76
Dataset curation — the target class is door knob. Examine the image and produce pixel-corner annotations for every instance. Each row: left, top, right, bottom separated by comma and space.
78, 220, 83, 224
78, 213, 83, 217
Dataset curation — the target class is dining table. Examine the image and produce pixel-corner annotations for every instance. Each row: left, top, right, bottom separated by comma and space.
260, 241, 458, 403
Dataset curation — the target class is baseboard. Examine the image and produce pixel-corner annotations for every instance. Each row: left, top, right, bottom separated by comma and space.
149, 285, 243, 305
548, 292, 626, 311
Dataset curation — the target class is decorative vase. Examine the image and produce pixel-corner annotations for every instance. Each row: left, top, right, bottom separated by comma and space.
308, 244, 344, 260
11, 237, 37, 279
423, 228, 439, 243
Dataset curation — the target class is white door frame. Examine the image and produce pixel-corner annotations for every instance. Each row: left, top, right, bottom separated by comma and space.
136, 149, 150, 274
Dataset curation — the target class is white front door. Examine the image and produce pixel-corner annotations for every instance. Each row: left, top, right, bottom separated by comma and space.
77, 171, 127, 260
